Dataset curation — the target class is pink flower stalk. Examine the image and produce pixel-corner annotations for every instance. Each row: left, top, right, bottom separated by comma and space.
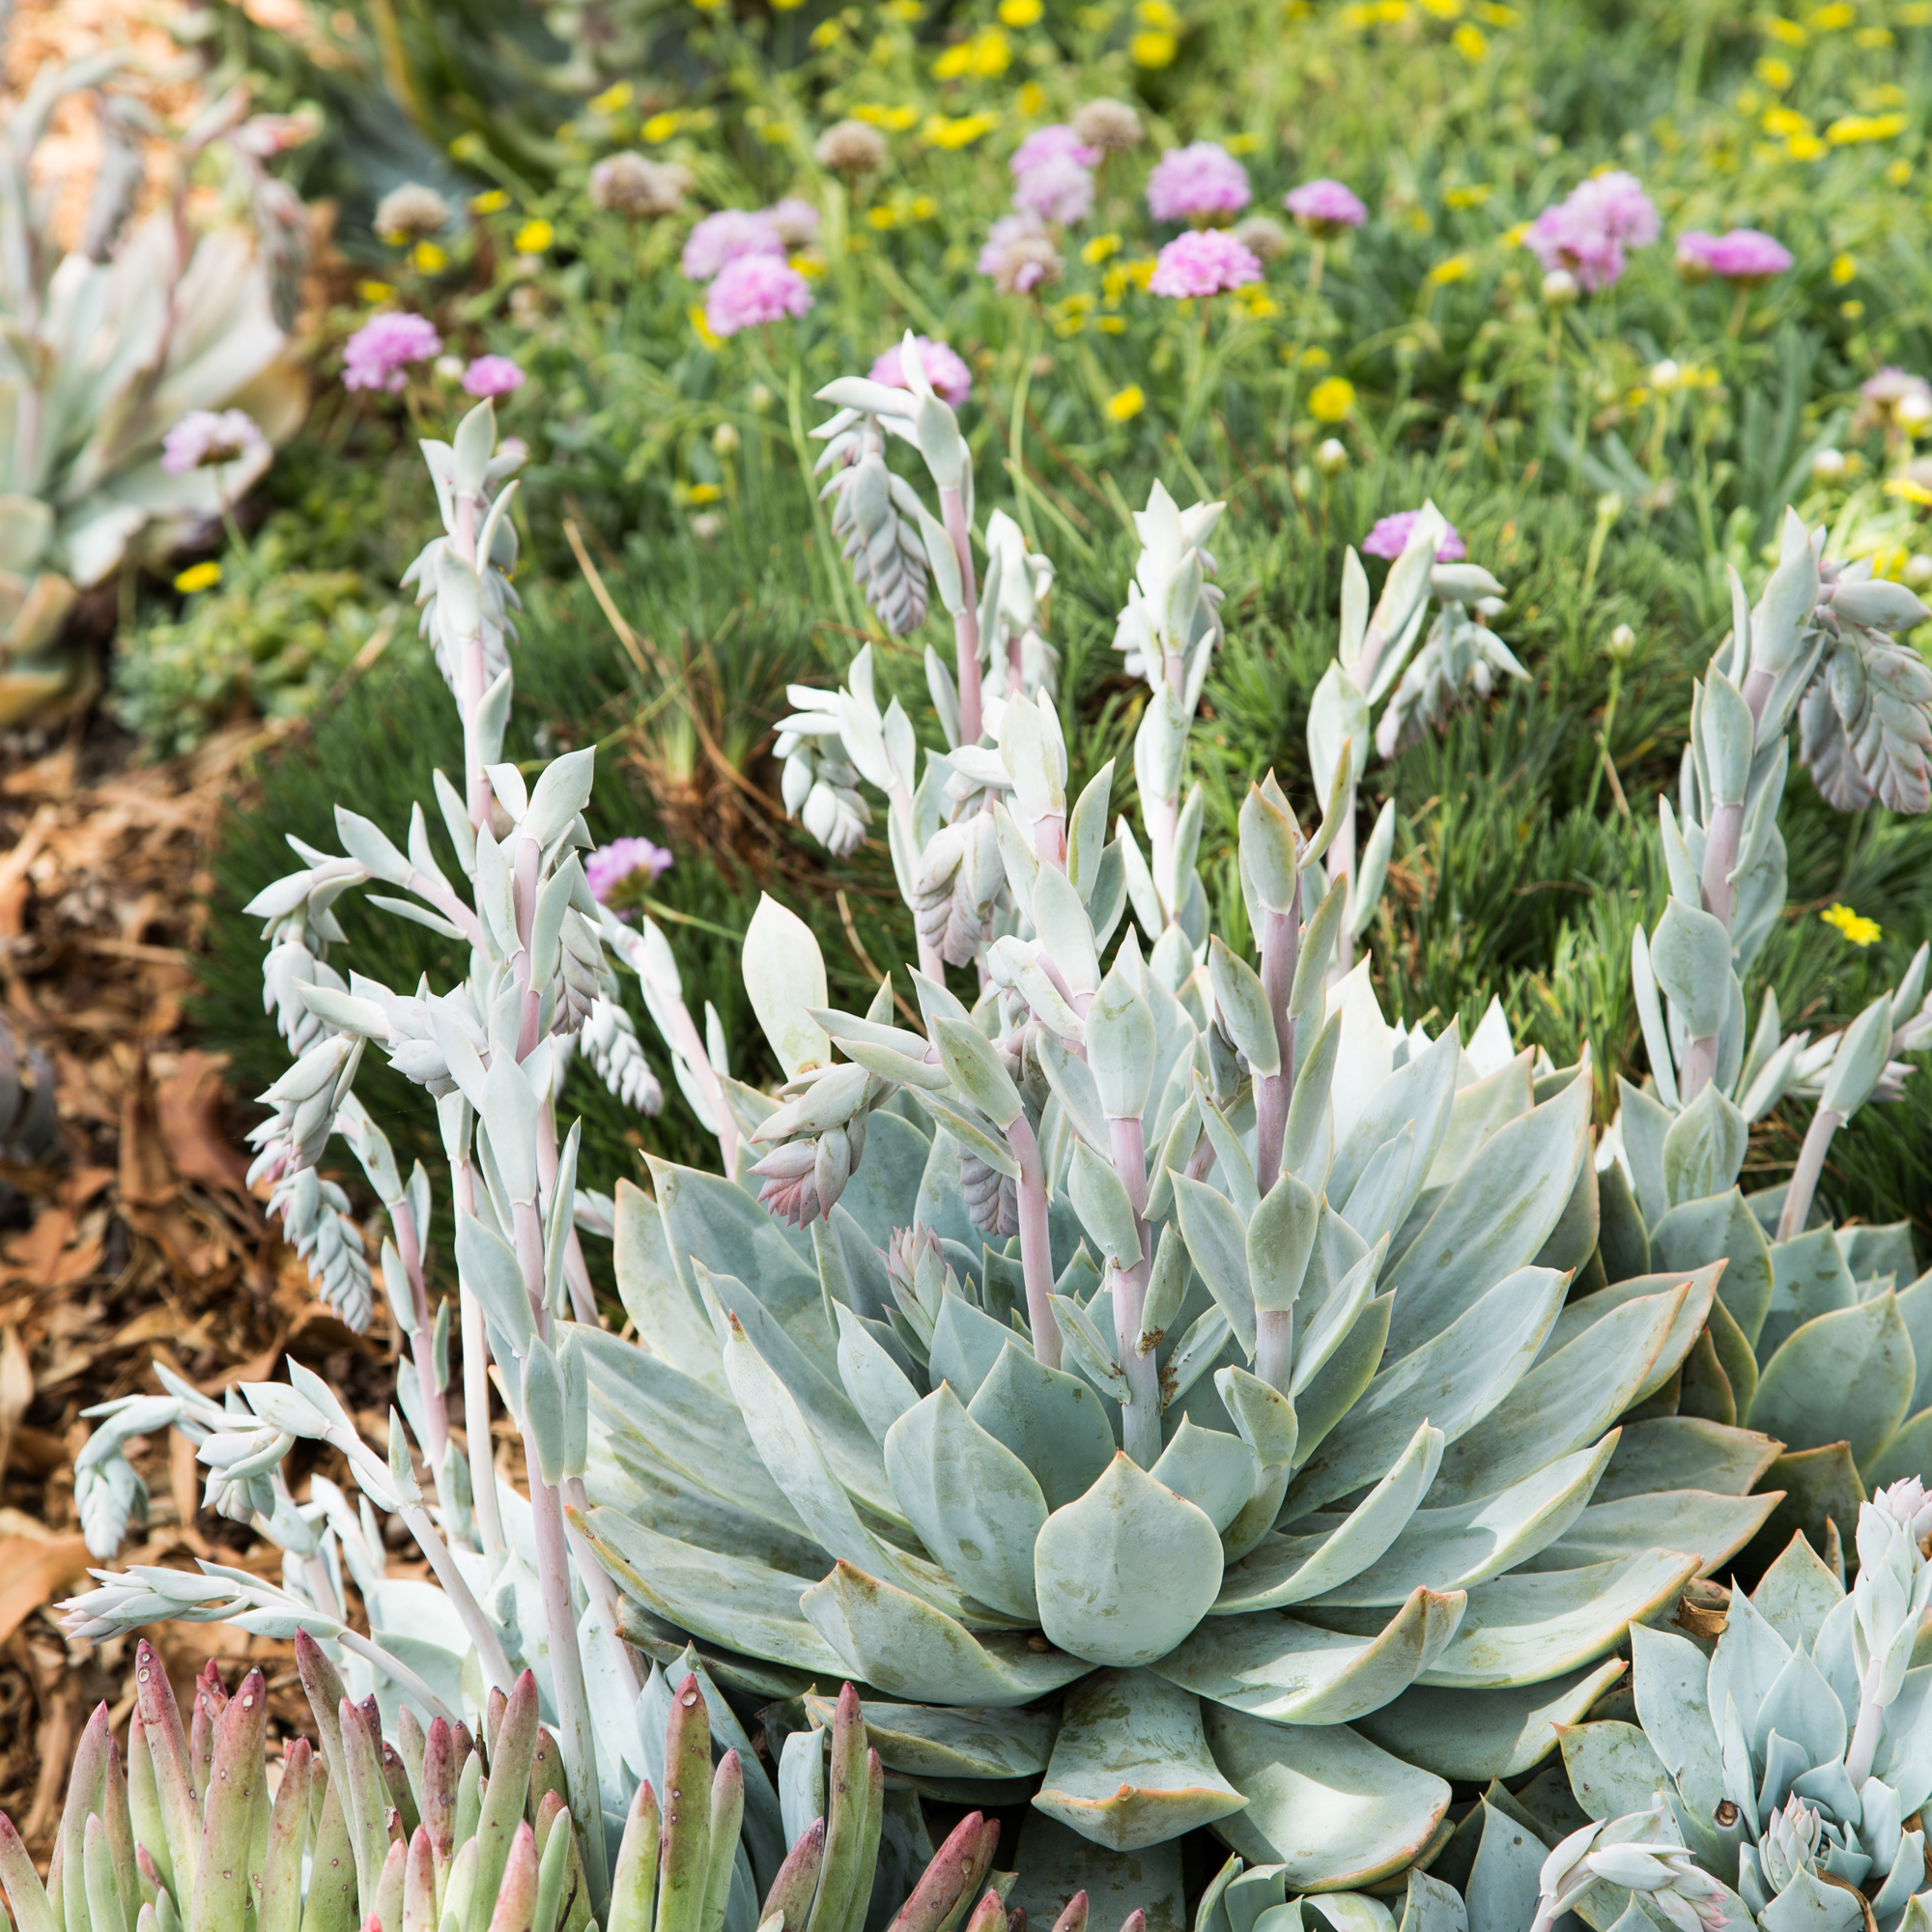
1523, 171, 1659, 294
1677, 227, 1792, 283
585, 837, 673, 903
1011, 125, 1098, 174
766, 195, 821, 245
1146, 141, 1251, 222
1285, 178, 1367, 234
1012, 153, 1094, 225
869, 336, 974, 408
704, 254, 813, 335
1148, 228, 1262, 297
461, 355, 526, 398
343, 311, 441, 392
680, 209, 784, 280
1363, 510, 1465, 561
160, 409, 266, 474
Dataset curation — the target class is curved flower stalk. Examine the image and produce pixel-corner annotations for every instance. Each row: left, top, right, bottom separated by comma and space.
1305, 503, 1517, 984
1557, 1485, 1932, 1932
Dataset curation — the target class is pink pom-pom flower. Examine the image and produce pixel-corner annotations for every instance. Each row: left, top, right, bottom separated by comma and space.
1147, 228, 1263, 298
681, 209, 785, 281
1012, 154, 1095, 226
1676, 227, 1792, 284
704, 255, 813, 336
1284, 179, 1367, 234
586, 837, 673, 904
1363, 510, 1465, 562
343, 312, 441, 392
461, 355, 526, 398
1146, 141, 1252, 222
160, 409, 266, 474
868, 336, 973, 409
1011, 125, 1099, 174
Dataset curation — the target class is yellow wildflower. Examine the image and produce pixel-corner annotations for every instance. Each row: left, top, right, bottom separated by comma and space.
1754, 54, 1794, 83
1842, 298, 1865, 318
1831, 252, 1857, 283
1786, 132, 1826, 159
1761, 105, 1810, 136
357, 279, 396, 302
642, 111, 682, 142
1472, 1, 1520, 21
1136, 0, 1180, 21
1236, 287, 1280, 317
810, 19, 843, 45
1083, 233, 1122, 264
1308, 376, 1356, 421
1888, 158, 1913, 185
470, 189, 510, 214
1806, 1, 1854, 24
1000, 0, 1041, 19
1426, 253, 1474, 284
588, 80, 633, 113
885, 0, 924, 16
1901, 0, 1932, 17
1861, 83, 1907, 106
1105, 384, 1145, 420
174, 561, 221, 594
1856, 23, 1896, 41
1452, 21, 1488, 54
867, 205, 899, 228
1445, 184, 1492, 208
1420, 0, 1463, 17
449, 132, 486, 161
1762, 14, 1807, 40
412, 241, 447, 271
1299, 345, 1331, 368
855, 102, 920, 129
1821, 903, 1881, 946
1503, 219, 1532, 245
1094, 315, 1126, 333
1131, 28, 1178, 62
690, 304, 722, 351
1018, 81, 1045, 115
1887, 477, 1932, 505
514, 219, 554, 253
924, 111, 999, 147
908, 194, 936, 219
1226, 131, 1261, 154
1125, 256, 1158, 288
973, 26, 1012, 71
1827, 112, 1907, 142
682, 482, 724, 505
789, 252, 825, 276
932, 41, 972, 75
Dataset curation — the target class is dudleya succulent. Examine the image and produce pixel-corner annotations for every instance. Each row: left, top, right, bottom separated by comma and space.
1556, 1483, 1932, 1932
576, 474, 1792, 1893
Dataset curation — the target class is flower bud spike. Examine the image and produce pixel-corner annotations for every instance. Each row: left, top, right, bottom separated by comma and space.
403, 1829, 439, 1932
466, 1674, 539, 1932
373, 1840, 408, 1932
485, 1826, 539, 1932
759, 1819, 823, 1932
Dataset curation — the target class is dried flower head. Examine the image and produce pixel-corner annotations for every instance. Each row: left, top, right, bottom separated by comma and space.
1285, 178, 1368, 235
704, 254, 814, 334
1232, 213, 1291, 261
1146, 141, 1251, 221
160, 409, 266, 475
815, 119, 891, 179
589, 152, 692, 216
1070, 97, 1144, 156
375, 183, 450, 242
979, 213, 1063, 293
342, 311, 441, 392
1147, 228, 1261, 297
869, 336, 973, 408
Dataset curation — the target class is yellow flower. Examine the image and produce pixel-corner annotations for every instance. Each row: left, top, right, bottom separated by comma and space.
1000, 0, 1043, 17
972, 26, 1012, 71
514, 219, 554, 253
1828, 112, 1907, 142
909, 195, 937, 219
855, 102, 920, 129
588, 80, 634, 113
1831, 252, 1857, 283
1338, 3, 1375, 23
470, 189, 510, 213
1075, 3, 1113, 25
1762, 14, 1807, 39
1754, 54, 1794, 83
690, 304, 722, 350
1226, 131, 1261, 154
1425, 252, 1473, 284
810, 18, 843, 45
885, 0, 924, 16
1503, 218, 1532, 245
1452, 21, 1488, 54
1887, 157, 1913, 185
789, 252, 826, 276
1806, 0, 1854, 23
1899, 1, 1932, 20
1860, 82, 1907, 107
1308, 376, 1356, 421
1236, 287, 1280, 317
1788, 133, 1826, 160
1420, 0, 1463, 17
1105, 384, 1145, 420
1760, 105, 1810, 136
412, 241, 447, 271
1887, 477, 1932, 505
1136, 0, 1180, 20
923, 111, 999, 147
932, 41, 972, 74
1299, 344, 1331, 368
1083, 232, 1122, 264
642, 111, 682, 142
867, 205, 898, 228
357, 279, 396, 302
1125, 256, 1158, 288
1856, 23, 1895, 42
1821, 903, 1881, 946
1102, 262, 1131, 301
449, 132, 486, 161
1472, 1, 1519, 21
1841, 298, 1865, 318
1018, 81, 1046, 114
1130, 28, 1178, 62
174, 561, 222, 594
1444, 183, 1492, 208
682, 482, 724, 504
1094, 314, 1126, 332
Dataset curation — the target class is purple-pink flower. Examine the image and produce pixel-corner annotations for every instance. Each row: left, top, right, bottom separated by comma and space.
704, 254, 813, 336
1676, 227, 1792, 284
1523, 171, 1659, 294
1363, 510, 1465, 562
160, 409, 266, 475
1011, 125, 1098, 175
681, 209, 785, 281
869, 336, 973, 409
1285, 179, 1367, 234
461, 355, 526, 398
766, 196, 820, 246
1012, 153, 1095, 225
1146, 141, 1251, 222
343, 311, 441, 392
1148, 228, 1263, 298
586, 837, 674, 904
978, 211, 1063, 294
